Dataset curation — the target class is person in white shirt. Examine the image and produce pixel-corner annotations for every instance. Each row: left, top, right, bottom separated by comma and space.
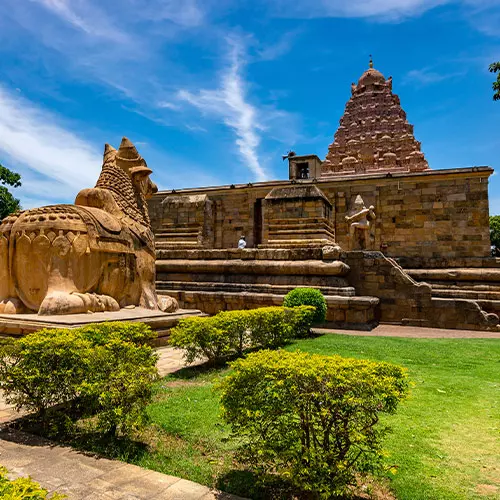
238, 236, 247, 249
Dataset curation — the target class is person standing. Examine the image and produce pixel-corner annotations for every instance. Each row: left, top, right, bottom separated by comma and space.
238, 235, 247, 249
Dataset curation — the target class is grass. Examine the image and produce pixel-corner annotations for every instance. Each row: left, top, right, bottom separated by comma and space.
288, 335, 500, 500
21, 334, 499, 499
132, 335, 500, 499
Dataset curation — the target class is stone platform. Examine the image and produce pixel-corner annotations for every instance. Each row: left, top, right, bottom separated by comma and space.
0, 307, 202, 344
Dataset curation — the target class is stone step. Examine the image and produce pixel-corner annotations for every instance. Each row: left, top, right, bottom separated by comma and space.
406, 268, 500, 283
431, 288, 500, 300
158, 290, 380, 330
157, 280, 357, 297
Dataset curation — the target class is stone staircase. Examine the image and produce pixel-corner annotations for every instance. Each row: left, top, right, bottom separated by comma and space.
156, 248, 379, 330
406, 268, 500, 317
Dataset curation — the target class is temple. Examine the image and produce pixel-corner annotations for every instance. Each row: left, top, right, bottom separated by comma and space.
148, 62, 499, 332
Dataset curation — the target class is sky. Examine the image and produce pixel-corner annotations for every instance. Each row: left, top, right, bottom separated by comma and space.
0, 0, 499, 212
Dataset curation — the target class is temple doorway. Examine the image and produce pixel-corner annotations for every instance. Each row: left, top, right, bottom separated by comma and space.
253, 198, 263, 246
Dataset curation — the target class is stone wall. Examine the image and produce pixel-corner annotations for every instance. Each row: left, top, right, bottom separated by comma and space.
344, 251, 499, 330
149, 166, 492, 262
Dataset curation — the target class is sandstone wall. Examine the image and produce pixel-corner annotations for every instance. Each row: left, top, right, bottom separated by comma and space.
149, 167, 492, 261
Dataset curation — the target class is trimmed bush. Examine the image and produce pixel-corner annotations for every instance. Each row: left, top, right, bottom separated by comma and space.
219, 350, 409, 498
169, 306, 315, 364
0, 322, 159, 436
283, 287, 327, 324
0, 465, 66, 499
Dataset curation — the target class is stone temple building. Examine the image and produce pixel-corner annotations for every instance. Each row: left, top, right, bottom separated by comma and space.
149, 61, 500, 332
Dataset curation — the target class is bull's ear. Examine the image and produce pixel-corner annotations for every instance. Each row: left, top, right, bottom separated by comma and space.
130, 165, 152, 181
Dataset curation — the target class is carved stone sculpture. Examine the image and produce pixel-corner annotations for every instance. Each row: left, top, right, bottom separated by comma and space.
322, 60, 429, 177
345, 195, 376, 250
0, 138, 178, 316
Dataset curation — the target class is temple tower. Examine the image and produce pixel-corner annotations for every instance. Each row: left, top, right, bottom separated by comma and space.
321, 59, 429, 177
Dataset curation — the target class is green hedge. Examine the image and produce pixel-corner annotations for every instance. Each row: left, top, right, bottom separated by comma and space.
219, 350, 409, 498
169, 306, 316, 364
0, 466, 65, 499
283, 287, 327, 324
0, 322, 158, 436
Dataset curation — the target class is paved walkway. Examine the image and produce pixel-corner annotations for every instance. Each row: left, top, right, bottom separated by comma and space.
315, 324, 500, 338
0, 347, 241, 499
0, 428, 239, 499
0, 327, 498, 499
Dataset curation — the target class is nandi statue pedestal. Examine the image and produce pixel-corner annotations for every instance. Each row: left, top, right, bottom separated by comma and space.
0, 138, 200, 339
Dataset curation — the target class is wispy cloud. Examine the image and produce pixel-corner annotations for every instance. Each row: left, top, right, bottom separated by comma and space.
265, 0, 451, 20
0, 83, 101, 202
31, 0, 129, 42
403, 67, 466, 86
178, 37, 268, 181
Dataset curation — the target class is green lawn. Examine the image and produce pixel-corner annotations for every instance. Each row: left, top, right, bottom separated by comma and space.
132, 335, 500, 499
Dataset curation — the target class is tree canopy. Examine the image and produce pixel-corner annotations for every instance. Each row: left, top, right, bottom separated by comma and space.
0, 164, 22, 220
490, 62, 500, 101
490, 215, 500, 250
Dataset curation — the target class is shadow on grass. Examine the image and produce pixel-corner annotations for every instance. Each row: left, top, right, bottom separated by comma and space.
7, 411, 149, 464
216, 469, 299, 500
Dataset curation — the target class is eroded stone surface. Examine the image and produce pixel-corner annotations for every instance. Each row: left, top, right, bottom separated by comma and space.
0, 138, 179, 317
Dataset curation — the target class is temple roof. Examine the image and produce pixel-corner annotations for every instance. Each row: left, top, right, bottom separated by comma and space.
322, 61, 429, 177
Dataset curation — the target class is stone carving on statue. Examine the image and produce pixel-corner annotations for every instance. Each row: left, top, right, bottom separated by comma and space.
345, 195, 376, 250
0, 137, 178, 316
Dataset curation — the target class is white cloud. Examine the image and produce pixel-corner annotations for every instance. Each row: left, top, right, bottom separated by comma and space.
403, 67, 466, 86
0, 84, 101, 203
266, 0, 451, 20
178, 38, 268, 181
31, 0, 129, 42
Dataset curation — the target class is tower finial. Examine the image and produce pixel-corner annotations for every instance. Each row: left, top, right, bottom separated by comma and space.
369, 54, 373, 68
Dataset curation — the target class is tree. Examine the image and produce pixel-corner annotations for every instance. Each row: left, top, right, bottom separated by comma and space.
0, 164, 21, 220
490, 216, 500, 250
490, 62, 500, 101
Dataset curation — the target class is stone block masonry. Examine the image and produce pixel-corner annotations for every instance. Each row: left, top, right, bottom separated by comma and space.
149, 166, 493, 264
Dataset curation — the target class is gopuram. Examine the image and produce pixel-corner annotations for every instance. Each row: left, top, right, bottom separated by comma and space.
148, 62, 497, 331
0, 138, 199, 338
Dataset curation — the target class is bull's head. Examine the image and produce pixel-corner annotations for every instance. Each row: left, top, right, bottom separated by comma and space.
130, 164, 158, 199
115, 137, 158, 199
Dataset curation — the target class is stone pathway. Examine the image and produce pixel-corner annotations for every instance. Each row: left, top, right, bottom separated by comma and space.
0, 428, 239, 499
0, 347, 240, 499
315, 324, 500, 339
0, 327, 498, 499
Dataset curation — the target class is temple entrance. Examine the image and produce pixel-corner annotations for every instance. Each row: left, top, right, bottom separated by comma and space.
253, 198, 263, 246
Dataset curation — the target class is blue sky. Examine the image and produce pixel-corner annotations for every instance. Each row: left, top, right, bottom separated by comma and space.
0, 0, 499, 212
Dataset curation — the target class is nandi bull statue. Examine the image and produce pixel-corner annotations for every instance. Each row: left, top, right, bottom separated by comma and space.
0, 138, 177, 316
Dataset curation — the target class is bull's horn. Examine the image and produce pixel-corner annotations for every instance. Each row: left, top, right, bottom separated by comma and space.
118, 137, 140, 160
103, 143, 117, 164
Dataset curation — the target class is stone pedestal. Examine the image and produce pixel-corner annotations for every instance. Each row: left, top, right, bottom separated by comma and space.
0, 308, 203, 346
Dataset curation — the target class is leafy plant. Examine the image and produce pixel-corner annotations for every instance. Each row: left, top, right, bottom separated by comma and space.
219, 349, 409, 498
169, 306, 315, 364
490, 215, 500, 249
283, 287, 327, 324
0, 322, 159, 436
0, 163, 22, 220
0, 465, 65, 499
490, 61, 500, 101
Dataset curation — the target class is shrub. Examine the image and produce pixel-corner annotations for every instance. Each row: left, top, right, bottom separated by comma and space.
288, 304, 316, 338
245, 307, 294, 349
168, 316, 233, 364
169, 306, 315, 364
219, 350, 409, 498
0, 465, 65, 499
0, 322, 159, 436
283, 287, 327, 324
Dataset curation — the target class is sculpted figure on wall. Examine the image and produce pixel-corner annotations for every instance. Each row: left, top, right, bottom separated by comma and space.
0, 138, 178, 316
345, 194, 376, 250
